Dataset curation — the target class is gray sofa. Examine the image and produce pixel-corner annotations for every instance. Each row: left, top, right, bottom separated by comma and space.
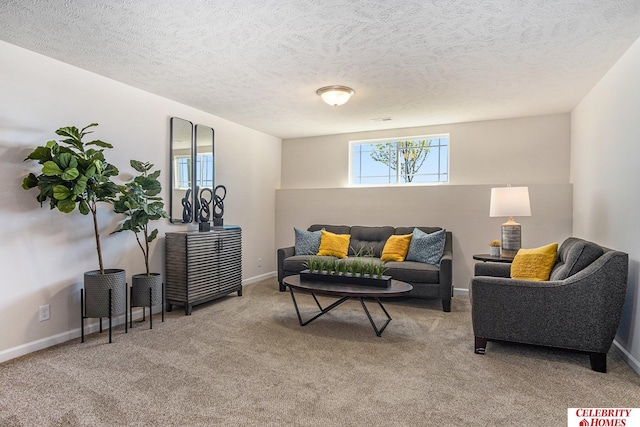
470, 237, 628, 372
277, 225, 453, 312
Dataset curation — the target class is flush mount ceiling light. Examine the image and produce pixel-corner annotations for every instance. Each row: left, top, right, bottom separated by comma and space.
316, 85, 355, 107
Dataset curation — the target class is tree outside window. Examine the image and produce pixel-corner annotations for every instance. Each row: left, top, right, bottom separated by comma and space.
351, 135, 449, 185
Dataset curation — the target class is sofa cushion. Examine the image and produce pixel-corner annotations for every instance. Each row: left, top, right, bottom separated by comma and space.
349, 226, 395, 257
294, 227, 322, 255
511, 243, 558, 281
549, 238, 604, 280
381, 233, 413, 262
385, 261, 440, 283
406, 228, 447, 265
317, 230, 350, 258
308, 224, 351, 235
395, 226, 442, 235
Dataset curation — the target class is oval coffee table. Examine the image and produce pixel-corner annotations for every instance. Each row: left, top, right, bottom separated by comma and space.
283, 275, 413, 337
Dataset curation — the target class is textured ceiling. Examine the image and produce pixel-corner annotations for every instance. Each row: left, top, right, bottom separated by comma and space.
1, 0, 640, 139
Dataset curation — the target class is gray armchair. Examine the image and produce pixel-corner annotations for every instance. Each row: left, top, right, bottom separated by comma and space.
470, 238, 628, 373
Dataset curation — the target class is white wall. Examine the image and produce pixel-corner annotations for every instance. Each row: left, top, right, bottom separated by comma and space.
282, 114, 570, 188
278, 114, 573, 291
0, 41, 281, 361
571, 36, 640, 374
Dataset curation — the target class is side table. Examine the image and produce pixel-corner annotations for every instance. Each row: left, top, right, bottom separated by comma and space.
472, 253, 514, 263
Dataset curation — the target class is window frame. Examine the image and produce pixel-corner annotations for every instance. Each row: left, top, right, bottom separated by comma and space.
173, 153, 214, 190
349, 133, 450, 186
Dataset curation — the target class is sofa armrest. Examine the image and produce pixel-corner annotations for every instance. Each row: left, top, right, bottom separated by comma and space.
474, 262, 511, 278
277, 246, 295, 285
439, 231, 453, 299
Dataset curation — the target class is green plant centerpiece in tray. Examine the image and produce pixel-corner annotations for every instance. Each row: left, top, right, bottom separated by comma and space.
22, 123, 126, 341
112, 160, 168, 326
302, 256, 391, 288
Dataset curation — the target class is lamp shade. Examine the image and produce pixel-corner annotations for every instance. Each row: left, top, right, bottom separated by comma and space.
316, 85, 354, 106
489, 187, 531, 218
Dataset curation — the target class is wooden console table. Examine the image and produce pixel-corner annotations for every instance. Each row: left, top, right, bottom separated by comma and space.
165, 226, 242, 315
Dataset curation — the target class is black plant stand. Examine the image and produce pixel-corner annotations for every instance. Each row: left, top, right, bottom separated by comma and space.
81, 288, 128, 343
130, 282, 165, 329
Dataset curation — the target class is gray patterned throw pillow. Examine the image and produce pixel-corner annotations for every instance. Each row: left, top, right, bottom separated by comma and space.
294, 228, 322, 255
406, 228, 446, 265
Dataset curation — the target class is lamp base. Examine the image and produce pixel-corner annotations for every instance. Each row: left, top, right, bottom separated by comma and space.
501, 222, 521, 257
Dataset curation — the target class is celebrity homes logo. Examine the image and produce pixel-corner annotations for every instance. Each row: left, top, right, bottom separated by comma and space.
568, 408, 639, 426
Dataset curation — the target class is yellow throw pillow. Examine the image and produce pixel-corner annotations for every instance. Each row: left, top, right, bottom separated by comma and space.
317, 230, 350, 258
510, 243, 559, 281
381, 234, 413, 262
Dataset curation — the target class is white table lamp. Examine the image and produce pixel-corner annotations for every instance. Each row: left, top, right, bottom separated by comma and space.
490, 186, 531, 257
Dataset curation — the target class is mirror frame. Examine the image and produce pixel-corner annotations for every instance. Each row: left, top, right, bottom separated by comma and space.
169, 118, 215, 225
169, 117, 194, 224
194, 124, 215, 224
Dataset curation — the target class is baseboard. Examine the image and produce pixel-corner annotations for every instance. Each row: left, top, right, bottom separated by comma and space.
0, 307, 159, 364
453, 287, 469, 296
242, 271, 276, 285
0, 276, 281, 364
612, 339, 640, 376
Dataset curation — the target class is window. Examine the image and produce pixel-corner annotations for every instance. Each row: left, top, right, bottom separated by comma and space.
350, 134, 449, 185
174, 153, 214, 189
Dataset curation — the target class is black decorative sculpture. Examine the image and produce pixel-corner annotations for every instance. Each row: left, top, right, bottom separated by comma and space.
213, 185, 226, 227
193, 186, 211, 232
198, 187, 213, 222
181, 188, 193, 223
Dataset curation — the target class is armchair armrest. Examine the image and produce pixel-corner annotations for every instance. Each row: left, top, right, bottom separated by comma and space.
474, 262, 510, 278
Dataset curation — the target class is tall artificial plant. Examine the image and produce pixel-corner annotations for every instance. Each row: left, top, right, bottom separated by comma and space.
22, 123, 120, 274
112, 160, 168, 276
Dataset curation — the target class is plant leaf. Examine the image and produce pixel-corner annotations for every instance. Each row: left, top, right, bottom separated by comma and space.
61, 167, 79, 181
24, 145, 52, 162
86, 139, 113, 149
79, 123, 99, 134
73, 175, 88, 195
147, 229, 158, 243
22, 173, 38, 189
130, 160, 147, 173
58, 153, 73, 169
52, 185, 72, 200
42, 161, 63, 176
57, 198, 76, 213
78, 200, 90, 215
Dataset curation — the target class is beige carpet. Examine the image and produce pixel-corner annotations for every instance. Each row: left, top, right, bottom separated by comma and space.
1, 278, 639, 426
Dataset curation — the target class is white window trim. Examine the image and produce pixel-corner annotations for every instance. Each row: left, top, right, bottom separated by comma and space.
348, 133, 450, 187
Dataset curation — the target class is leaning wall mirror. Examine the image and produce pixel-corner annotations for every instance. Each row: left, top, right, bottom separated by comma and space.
169, 118, 215, 225
194, 124, 214, 224
169, 117, 194, 224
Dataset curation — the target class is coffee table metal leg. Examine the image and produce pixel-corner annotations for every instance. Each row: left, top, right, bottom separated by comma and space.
359, 297, 392, 337
287, 287, 349, 326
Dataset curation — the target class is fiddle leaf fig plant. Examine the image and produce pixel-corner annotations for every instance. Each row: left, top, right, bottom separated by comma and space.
112, 160, 168, 276
22, 123, 120, 274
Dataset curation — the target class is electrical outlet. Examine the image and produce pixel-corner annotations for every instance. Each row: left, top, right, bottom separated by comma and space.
258, 258, 262, 267
39, 304, 50, 321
